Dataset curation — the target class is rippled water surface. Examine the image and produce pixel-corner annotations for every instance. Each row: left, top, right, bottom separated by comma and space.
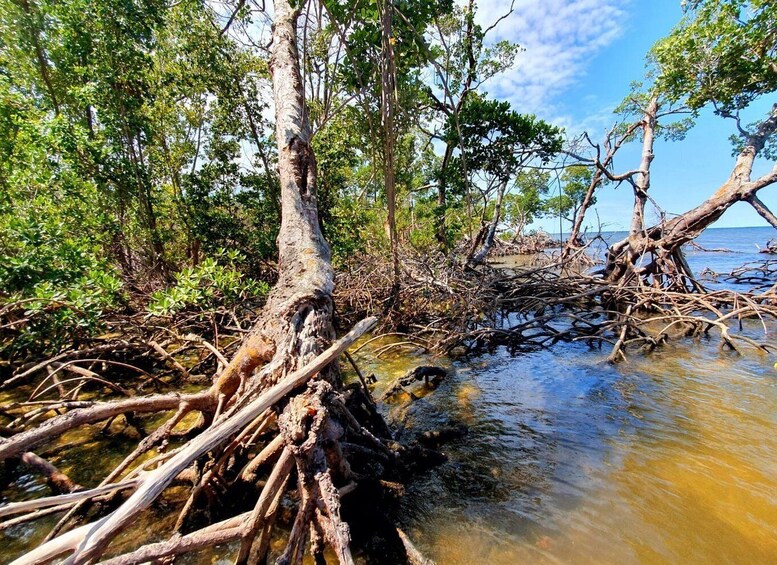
368, 226, 777, 563
373, 328, 777, 563
1, 226, 775, 563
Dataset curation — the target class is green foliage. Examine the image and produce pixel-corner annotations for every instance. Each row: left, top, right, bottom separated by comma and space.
183, 155, 280, 273
425, 1, 525, 249
0, 209, 123, 358
0, 0, 276, 280
0, 0, 586, 358
652, 0, 777, 113
147, 251, 269, 316
448, 96, 563, 181
312, 108, 374, 264
615, 83, 695, 142
502, 170, 551, 235
0, 0, 283, 351
429, 3, 522, 97
542, 165, 594, 224
325, 0, 453, 102
444, 95, 562, 238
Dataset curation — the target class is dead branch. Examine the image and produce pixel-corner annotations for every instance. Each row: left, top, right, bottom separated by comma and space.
9, 317, 376, 565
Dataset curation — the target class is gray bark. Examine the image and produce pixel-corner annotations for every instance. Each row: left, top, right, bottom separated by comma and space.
469, 179, 507, 265
210, 0, 338, 398
630, 96, 658, 236
746, 194, 777, 229
605, 103, 777, 286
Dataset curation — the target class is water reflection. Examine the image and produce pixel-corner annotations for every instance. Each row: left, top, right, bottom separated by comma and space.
389, 325, 777, 564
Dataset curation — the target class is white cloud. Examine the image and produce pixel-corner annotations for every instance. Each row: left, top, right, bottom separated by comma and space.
473, 0, 631, 124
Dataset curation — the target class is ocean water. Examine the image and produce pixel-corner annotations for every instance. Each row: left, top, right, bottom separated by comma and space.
591, 225, 775, 277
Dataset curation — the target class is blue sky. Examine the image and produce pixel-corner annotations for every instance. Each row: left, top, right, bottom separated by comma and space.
473, 0, 777, 233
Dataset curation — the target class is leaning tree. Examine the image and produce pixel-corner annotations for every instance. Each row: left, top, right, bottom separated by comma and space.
0, 1, 419, 563
602, 0, 777, 289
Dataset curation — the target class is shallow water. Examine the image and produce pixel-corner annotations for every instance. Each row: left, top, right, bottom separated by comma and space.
378, 323, 777, 564
1, 226, 775, 563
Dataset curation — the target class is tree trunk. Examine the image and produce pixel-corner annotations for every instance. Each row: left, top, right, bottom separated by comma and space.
563, 169, 601, 256
561, 117, 646, 262
435, 0, 476, 250
126, 129, 168, 279
604, 103, 777, 288
381, 0, 400, 303
204, 0, 340, 403
509, 214, 527, 243
436, 143, 454, 247
5, 3, 403, 563
630, 96, 658, 236
469, 178, 507, 265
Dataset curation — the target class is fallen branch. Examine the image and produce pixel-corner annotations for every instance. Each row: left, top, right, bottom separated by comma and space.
0, 479, 140, 519
13, 316, 377, 565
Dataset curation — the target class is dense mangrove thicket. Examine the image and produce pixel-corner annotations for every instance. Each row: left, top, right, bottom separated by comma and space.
1, 0, 776, 563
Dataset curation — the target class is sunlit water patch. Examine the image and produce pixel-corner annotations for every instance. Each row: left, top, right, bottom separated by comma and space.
389, 326, 777, 563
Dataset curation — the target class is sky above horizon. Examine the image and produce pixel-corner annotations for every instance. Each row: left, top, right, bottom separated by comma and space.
471, 0, 777, 235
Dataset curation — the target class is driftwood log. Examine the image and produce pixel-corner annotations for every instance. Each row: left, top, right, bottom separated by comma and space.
381, 366, 447, 401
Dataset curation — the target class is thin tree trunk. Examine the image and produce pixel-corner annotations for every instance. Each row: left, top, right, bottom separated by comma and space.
561, 119, 644, 262
564, 169, 601, 254
436, 143, 454, 247
436, 0, 476, 250
630, 96, 658, 236
124, 125, 168, 278
381, 0, 400, 302
469, 178, 507, 265
746, 194, 777, 229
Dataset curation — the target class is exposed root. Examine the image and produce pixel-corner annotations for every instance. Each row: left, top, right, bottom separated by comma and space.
381, 366, 447, 401
4, 251, 773, 563
18, 452, 81, 495
336, 249, 777, 364
1, 317, 445, 565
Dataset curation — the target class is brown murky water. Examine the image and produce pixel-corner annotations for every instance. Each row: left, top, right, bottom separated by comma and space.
2, 323, 777, 563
